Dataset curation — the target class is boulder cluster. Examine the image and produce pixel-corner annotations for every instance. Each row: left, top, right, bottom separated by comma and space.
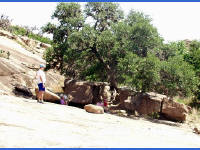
63, 79, 191, 122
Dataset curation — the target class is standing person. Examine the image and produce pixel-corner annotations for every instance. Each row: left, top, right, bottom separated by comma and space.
36, 64, 46, 104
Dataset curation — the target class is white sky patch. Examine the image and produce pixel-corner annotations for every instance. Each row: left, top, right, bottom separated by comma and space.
0, 2, 200, 42
119, 2, 200, 42
0, 2, 57, 27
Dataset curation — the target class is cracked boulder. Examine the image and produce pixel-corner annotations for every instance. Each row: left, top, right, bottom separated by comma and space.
122, 90, 189, 122
162, 100, 189, 122
124, 92, 166, 115
64, 79, 111, 105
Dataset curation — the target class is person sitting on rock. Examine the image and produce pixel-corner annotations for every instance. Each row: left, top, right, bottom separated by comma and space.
36, 64, 46, 104
96, 99, 109, 112
60, 94, 68, 105
96, 101, 104, 107
103, 99, 109, 112
60, 95, 65, 105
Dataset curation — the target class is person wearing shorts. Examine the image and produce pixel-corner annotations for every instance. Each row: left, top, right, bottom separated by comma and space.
36, 64, 46, 103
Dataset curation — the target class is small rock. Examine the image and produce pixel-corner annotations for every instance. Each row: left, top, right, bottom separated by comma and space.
194, 127, 200, 135
84, 104, 104, 114
40, 43, 51, 49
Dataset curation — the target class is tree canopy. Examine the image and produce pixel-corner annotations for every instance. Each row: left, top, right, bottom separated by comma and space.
43, 2, 199, 98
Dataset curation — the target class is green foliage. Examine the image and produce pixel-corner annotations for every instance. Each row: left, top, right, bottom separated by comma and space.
84, 2, 124, 32
11, 25, 52, 44
148, 112, 160, 119
157, 41, 188, 61
184, 40, 200, 77
118, 53, 161, 92
42, 2, 84, 71
125, 11, 163, 57
183, 40, 200, 100
43, 2, 199, 99
158, 55, 198, 97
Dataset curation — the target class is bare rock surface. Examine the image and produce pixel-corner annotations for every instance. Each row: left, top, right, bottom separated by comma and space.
0, 95, 200, 148
0, 30, 64, 95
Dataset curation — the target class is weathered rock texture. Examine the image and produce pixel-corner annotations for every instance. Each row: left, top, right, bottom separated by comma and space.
124, 92, 167, 114
116, 88, 189, 122
64, 79, 111, 104
1, 95, 200, 148
0, 30, 64, 95
162, 100, 189, 122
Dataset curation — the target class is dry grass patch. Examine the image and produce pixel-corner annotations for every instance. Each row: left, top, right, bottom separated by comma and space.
174, 96, 193, 105
187, 108, 200, 125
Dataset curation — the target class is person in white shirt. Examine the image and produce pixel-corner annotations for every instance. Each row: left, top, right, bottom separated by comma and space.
36, 64, 46, 103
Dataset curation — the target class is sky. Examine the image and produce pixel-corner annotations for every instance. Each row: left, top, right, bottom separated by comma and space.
0, 2, 200, 42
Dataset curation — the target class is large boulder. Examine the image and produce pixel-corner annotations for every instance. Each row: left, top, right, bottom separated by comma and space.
64, 80, 94, 104
124, 97, 135, 111
123, 91, 189, 122
35, 88, 60, 102
114, 87, 135, 106
162, 100, 189, 122
84, 104, 104, 114
124, 92, 166, 115
64, 79, 110, 104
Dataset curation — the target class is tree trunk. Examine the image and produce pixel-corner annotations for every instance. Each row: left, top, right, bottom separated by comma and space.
91, 46, 119, 94
107, 68, 118, 92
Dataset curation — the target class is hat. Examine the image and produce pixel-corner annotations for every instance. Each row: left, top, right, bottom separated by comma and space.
40, 64, 45, 68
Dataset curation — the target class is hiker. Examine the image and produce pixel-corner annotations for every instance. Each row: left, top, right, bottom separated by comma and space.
60, 95, 66, 105
103, 99, 109, 112
96, 99, 109, 112
60, 94, 68, 105
36, 64, 46, 104
96, 101, 104, 107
